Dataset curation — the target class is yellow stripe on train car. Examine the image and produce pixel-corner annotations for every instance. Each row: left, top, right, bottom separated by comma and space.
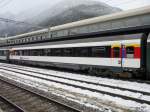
125, 44, 140, 47
111, 44, 121, 48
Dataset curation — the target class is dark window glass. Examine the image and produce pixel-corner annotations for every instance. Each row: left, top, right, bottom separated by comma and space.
13, 46, 111, 58
126, 47, 134, 58
44, 49, 51, 56
113, 47, 120, 58
92, 46, 105, 57
74, 47, 89, 57
105, 46, 111, 57
22, 50, 28, 56
0, 51, 5, 56
15, 51, 20, 55
62, 48, 73, 56
92, 46, 111, 57
39, 49, 44, 56
52, 49, 62, 56
32, 49, 39, 56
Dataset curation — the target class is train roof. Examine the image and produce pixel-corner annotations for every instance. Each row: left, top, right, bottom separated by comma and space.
51, 6, 150, 31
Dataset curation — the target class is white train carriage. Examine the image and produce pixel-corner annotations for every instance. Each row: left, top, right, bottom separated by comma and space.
9, 33, 144, 77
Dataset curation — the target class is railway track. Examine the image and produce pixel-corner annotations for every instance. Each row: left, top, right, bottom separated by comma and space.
0, 78, 81, 112
2, 64, 150, 96
0, 95, 24, 112
0, 64, 150, 106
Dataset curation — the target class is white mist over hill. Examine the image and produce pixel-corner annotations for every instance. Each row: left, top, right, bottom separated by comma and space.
0, 0, 121, 37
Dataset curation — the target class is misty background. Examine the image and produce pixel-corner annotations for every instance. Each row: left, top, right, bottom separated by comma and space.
0, 0, 150, 37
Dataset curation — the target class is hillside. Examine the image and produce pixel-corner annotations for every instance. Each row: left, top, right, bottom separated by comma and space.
0, 0, 121, 37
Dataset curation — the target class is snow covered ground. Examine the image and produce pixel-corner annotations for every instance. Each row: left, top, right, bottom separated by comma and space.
1, 67, 150, 102
2, 63, 150, 93
0, 63, 150, 112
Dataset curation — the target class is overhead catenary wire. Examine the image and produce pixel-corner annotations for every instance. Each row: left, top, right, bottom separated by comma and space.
0, 17, 45, 37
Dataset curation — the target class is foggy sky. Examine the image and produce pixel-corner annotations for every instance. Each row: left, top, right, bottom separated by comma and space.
0, 0, 150, 15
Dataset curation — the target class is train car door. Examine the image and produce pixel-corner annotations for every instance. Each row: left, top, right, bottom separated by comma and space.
111, 44, 122, 69
121, 44, 126, 69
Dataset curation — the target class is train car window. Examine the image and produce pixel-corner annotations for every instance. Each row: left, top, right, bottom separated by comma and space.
89, 24, 99, 32
28, 38, 31, 42
22, 50, 26, 56
92, 46, 104, 57
52, 32, 56, 37
25, 38, 28, 42
75, 47, 89, 57
18, 51, 22, 56
27, 38, 30, 42
0, 51, 4, 56
113, 47, 120, 58
20, 50, 23, 56
2, 51, 4, 56
51, 49, 62, 56
62, 48, 73, 56
32, 49, 38, 56
42, 36, 45, 40
0, 51, 2, 55
26, 50, 29, 56
18, 51, 21, 56
126, 46, 134, 58
63, 30, 68, 36
14, 46, 111, 57
36, 36, 39, 40
15, 51, 20, 55
70, 28, 78, 35
40, 36, 43, 40
92, 46, 111, 57
39, 49, 44, 56
14, 51, 16, 55
81, 26, 89, 34
44, 49, 51, 56
10, 51, 15, 55
106, 46, 111, 57
27, 50, 30, 56
23, 39, 25, 43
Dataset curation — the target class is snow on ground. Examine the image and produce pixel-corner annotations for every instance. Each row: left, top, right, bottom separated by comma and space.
0, 69, 150, 112
0, 71, 115, 112
1, 67, 150, 102
2, 63, 150, 94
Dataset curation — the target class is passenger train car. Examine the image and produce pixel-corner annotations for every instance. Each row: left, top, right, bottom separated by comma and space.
6, 33, 150, 79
